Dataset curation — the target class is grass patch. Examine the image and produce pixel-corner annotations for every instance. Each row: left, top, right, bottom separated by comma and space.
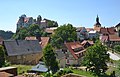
72, 69, 95, 77
64, 68, 96, 77
11, 65, 33, 75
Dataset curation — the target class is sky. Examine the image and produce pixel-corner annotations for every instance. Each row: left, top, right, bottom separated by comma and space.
0, 0, 120, 32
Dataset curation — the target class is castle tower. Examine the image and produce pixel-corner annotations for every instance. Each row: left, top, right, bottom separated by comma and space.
37, 15, 42, 25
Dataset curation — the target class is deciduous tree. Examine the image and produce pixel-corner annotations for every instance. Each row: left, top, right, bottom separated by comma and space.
43, 44, 59, 74
82, 41, 109, 75
0, 45, 5, 67
51, 24, 77, 48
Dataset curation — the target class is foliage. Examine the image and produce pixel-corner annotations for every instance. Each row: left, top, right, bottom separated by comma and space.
114, 45, 120, 53
82, 41, 109, 75
53, 69, 73, 77
51, 24, 77, 48
11, 65, 33, 75
47, 20, 58, 28
0, 45, 5, 67
0, 30, 14, 40
13, 24, 45, 40
43, 44, 59, 74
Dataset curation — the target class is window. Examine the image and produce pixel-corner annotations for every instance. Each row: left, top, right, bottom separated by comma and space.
17, 56, 21, 59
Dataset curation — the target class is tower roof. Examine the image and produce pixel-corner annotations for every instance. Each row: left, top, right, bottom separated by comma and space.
94, 15, 101, 26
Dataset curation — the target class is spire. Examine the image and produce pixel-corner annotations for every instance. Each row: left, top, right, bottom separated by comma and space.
96, 14, 99, 23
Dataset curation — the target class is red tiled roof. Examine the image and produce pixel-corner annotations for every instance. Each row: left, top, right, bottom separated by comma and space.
41, 37, 50, 48
100, 27, 116, 35
76, 27, 83, 32
109, 35, 120, 41
15, 75, 25, 77
100, 28, 109, 34
0, 72, 13, 77
107, 27, 116, 34
65, 42, 85, 59
86, 28, 94, 32
81, 40, 94, 46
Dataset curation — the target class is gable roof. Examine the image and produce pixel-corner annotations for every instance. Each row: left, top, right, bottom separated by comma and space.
100, 34, 120, 42
41, 37, 50, 48
86, 28, 94, 32
4, 40, 42, 56
81, 40, 94, 46
25, 36, 50, 48
0, 72, 13, 77
65, 42, 85, 59
100, 27, 116, 35
115, 23, 120, 27
45, 27, 57, 34
109, 35, 120, 41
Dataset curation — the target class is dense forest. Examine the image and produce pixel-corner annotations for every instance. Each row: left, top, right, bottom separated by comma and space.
0, 30, 14, 40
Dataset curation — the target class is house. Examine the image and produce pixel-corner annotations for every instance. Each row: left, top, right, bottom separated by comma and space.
45, 27, 57, 36
86, 28, 94, 32
4, 40, 42, 65
115, 23, 120, 32
99, 27, 120, 47
25, 36, 50, 48
76, 27, 88, 40
115, 23, 120, 37
56, 49, 66, 68
100, 34, 120, 47
81, 40, 94, 48
40, 19, 48, 29
88, 30, 98, 39
100, 27, 116, 35
64, 42, 86, 66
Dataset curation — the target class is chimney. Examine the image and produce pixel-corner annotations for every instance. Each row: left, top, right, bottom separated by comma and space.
35, 32, 41, 42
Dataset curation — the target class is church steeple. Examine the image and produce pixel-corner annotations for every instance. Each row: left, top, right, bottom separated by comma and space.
96, 15, 99, 23
93, 15, 102, 32
95, 15, 101, 26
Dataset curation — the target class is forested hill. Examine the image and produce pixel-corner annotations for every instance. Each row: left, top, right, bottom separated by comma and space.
0, 30, 14, 40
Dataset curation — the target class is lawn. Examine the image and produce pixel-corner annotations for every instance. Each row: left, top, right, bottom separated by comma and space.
64, 68, 96, 77
72, 69, 95, 77
11, 65, 33, 75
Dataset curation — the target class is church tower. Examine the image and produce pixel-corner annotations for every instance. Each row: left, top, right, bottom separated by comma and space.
94, 15, 101, 32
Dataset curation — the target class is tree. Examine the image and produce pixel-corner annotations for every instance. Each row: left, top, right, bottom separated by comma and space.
114, 45, 120, 52
82, 41, 109, 75
51, 24, 77, 48
0, 45, 5, 67
13, 24, 45, 40
0, 30, 14, 40
43, 44, 59, 74
12, 27, 28, 40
